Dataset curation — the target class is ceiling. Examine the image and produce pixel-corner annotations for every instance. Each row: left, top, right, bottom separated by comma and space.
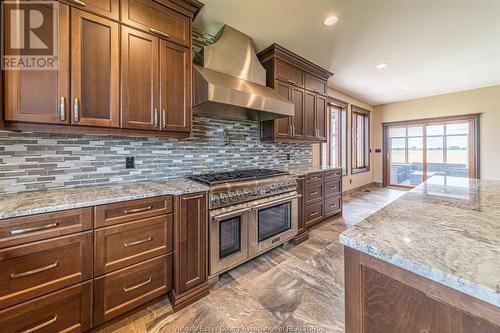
193, 0, 500, 106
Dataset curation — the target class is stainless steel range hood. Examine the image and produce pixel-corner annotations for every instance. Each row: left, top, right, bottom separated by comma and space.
193, 25, 294, 121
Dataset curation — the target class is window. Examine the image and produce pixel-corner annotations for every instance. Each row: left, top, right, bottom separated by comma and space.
321, 99, 348, 175
352, 106, 370, 173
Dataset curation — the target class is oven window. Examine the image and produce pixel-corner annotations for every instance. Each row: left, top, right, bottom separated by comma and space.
258, 202, 291, 242
219, 216, 241, 259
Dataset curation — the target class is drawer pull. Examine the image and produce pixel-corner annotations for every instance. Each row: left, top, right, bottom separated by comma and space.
310, 211, 318, 216
123, 206, 152, 215
287, 80, 297, 85
124, 236, 153, 247
123, 277, 152, 292
10, 222, 59, 235
330, 186, 337, 190
310, 191, 319, 195
330, 204, 337, 208
149, 27, 171, 39
309, 176, 320, 180
10, 262, 58, 279
19, 315, 58, 333
183, 194, 204, 200
69, 0, 86, 6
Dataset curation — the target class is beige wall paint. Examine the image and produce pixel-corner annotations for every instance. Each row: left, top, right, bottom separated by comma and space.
372, 85, 500, 181
312, 88, 374, 191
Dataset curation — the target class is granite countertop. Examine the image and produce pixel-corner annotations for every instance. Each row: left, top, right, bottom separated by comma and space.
340, 176, 500, 308
0, 178, 209, 220
283, 165, 342, 177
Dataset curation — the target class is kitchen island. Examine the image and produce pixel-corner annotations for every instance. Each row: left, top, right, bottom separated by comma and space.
340, 176, 500, 333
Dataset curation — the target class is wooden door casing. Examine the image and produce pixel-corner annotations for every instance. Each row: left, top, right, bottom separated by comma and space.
121, 26, 159, 130
159, 40, 191, 133
3, 3, 70, 125
71, 9, 119, 127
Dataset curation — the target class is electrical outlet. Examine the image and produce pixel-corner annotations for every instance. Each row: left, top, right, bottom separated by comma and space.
286, 153, 291, 160
125, 156, 135, 169
349, 179, 352, 184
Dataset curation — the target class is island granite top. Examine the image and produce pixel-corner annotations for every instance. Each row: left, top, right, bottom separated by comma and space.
340, 176, 500, 307
0, 178, 209, 220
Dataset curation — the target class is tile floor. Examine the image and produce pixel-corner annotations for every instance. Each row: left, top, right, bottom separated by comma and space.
95, 187, 406, 333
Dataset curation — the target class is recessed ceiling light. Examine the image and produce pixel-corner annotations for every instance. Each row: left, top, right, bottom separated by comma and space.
402, 86, 411, 90
324, 16, 338, 26
376, 63, 388, 69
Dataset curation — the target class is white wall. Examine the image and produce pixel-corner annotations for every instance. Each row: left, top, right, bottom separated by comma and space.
372, 85, 500, 181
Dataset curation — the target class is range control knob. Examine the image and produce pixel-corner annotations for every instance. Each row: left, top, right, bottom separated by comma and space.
228, 191, 237, 201
236, 191, 245, 199
243, 190, 252, 198
210, 194, 221, 206
220, 193, 229, 203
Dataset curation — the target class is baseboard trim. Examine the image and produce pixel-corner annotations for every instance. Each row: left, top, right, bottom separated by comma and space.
343, 182, 383, 196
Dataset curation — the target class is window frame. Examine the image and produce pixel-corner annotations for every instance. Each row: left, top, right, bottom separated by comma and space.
321, 98, 348, 176
351, 105, 371, 174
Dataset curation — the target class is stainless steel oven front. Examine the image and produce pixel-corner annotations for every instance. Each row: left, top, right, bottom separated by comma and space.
209, 192, 299, 278
248, 192, 299, 257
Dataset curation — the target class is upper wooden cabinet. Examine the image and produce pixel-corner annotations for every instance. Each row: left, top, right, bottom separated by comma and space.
71, 9, 120, 127
121, 0, 191, 47
1, 0, 202, 137
258, 44, 333, 143
62, 0, 120, 20
3, 3, 70, 125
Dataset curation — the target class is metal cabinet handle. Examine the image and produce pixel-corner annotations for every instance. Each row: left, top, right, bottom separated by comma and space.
123, 206, 152, 215
10, 262, 58, 279
252, 194, 302, 210
330, 203, 337, 208
310, 191, 319, 195
310, 211, 318, 216
19, 315, 58, 333
162, 109, 166, 128
124, 236, 152, 247
123, 277, 152, 292
183, 194, 205, 200
73, 98, 79, 122
149, 28, 170, 39
287, 80, 297, 85
59, 97, 66, 121
309, 176, 320, 180
10, 222, 59, 235
69, 0, 86, 6
153, 108, 158, 128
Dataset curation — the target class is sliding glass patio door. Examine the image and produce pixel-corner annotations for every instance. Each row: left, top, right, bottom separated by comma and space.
386, 118, 476, 188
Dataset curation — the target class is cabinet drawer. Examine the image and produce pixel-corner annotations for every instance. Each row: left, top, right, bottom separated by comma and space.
95, 214, 173, 275
94, 254, 172, 325
121, 0, 190, 47
305, 73, 326, 94
305, 201, 324, 224
94, 196, 173, 227
305, 182, 324, 203
325, 179, 342, 198
325, 195, 342, 217
0, 208, 92, 249
64, 0, 119, 20
0, 281, 92, 333
325, 169, 342, 181
306, 172, 324, 182
276, 60, 304, 87
0, 232, 92, 309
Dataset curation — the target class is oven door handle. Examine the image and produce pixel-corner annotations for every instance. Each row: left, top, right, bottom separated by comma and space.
251, 194, 302, 210
211, 207, 251, 221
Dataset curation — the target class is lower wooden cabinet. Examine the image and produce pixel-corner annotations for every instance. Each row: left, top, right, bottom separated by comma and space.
94, 254, 173, 325
0, 281, 92, 333
172, 192, 209, 310
0, 232, 93, 309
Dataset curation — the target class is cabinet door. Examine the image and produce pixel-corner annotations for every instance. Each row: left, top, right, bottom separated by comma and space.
304, 90, 316, 140
64, 0, 119, 20
159, 41, 191, 133
121, 26, 159, 130
3, 3, 69, 124
121, 0, 191, 47
316, 94, 328, 141
175, 193, 207, 294
274, 80, 291, 138
71, 9, 119, 127
291, 87, 305, 139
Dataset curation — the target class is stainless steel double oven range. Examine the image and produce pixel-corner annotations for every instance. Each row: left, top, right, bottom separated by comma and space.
190, 169, 299, 279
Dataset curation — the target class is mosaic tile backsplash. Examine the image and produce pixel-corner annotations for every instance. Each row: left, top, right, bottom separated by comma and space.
0, 116, 312, 194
